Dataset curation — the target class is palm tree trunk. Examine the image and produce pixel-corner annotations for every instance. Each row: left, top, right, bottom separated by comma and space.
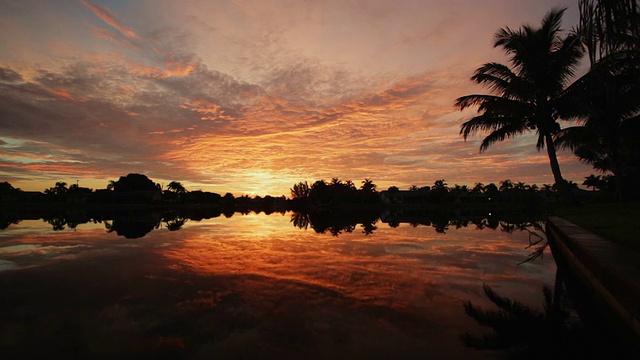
544, 133, 572, 202
544, 133, 565, 184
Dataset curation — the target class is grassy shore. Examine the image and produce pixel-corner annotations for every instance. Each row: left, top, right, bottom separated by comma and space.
553, 201, 640, 252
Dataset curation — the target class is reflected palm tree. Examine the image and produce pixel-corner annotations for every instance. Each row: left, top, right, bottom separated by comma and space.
461, 283, 581, 359
290, 212, 310, 230
46, 217, 67, 231
290, 210, 380, 236
164, 216, 187, 231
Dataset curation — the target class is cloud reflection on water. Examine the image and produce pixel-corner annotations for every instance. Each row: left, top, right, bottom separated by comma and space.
0, 212, 554, 358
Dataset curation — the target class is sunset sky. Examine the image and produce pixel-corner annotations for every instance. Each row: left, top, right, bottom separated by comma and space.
0, 0, 594, 196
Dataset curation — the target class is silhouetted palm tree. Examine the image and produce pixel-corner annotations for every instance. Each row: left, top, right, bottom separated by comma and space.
456, 8, 584, 197
499, 179, 514, 191
360, 178, 377, 192
471, 182, 485, 194
432, 179, 448, 190
290, 181, 310, 199
167, 181, 187, 193
582, 174, 603, 191
514, 181, 527, 190
345, 180, 356, 190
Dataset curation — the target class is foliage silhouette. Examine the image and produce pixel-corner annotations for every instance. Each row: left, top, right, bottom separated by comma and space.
111, 173, 161, 193
554, 1, 640, 200
456, 8, 584, 201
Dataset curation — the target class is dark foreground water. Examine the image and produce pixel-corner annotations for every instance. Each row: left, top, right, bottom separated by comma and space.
0, 212, 622, 359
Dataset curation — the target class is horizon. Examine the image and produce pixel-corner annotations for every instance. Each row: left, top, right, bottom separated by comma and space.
0, 0, 594, 196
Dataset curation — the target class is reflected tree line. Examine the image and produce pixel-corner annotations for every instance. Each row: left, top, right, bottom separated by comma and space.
1, 205, 548, 242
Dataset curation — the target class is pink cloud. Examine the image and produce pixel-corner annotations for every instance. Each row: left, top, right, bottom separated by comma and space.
80, 0, 140, 40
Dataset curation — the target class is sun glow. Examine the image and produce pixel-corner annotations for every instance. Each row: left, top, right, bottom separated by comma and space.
239, 169, 297, 197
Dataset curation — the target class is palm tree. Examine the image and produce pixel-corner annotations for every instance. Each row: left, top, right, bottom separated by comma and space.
360, 178, 377, 192
55, 181, 68, 193
499, 179, 513, 191
456, 8, 584, 198
582, 174, 603, 191
345, 180, 356, 190
471, 182, 485, 194
432, 179, 448, 190
167, 181, 187, 193
514, 181, 528, 190
290, 181, 310, 199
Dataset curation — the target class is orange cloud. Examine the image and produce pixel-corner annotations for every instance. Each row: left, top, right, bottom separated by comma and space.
50, 89, 87, 102
164, 58, 197, 77
127, 59, 196, 79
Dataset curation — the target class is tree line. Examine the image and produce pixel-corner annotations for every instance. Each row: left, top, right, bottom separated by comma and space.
1, 171, 610, 211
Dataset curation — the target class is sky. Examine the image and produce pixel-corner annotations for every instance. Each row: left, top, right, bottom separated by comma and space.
0, 0, 594, 196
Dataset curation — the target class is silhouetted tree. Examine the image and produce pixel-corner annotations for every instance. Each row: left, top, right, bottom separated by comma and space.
0, 181, 16, 193
112, 173, 160, 193
471, 183, 485, 194
456, 8, 584, 200
499, 179, 514, 191
360, 178, 377, 193
554, 1, 640, 200
167, 181, 187, 193
44, 181, 68, 200
290, 181, 310, 199
484, 183, 499, 198
582, 174, 603, 191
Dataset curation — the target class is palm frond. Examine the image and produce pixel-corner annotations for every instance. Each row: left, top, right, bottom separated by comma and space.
553, 126, 592, 150
470, 63, 516, 93
479, 123, 530, 153
455, 94, 506, 110
459, 112, 528, 140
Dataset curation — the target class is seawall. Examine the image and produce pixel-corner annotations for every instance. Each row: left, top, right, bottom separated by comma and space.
546, 216, 640, 346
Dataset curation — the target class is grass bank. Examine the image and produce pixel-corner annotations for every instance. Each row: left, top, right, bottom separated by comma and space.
553, 201, 640, 252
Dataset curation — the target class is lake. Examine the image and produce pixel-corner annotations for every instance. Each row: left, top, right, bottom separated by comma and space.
0, 211, 604, 359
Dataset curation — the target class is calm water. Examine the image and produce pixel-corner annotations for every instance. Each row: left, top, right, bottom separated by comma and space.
0, 212, 560, 359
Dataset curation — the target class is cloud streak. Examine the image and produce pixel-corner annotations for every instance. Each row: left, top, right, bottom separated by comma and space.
81, 0, 140, 40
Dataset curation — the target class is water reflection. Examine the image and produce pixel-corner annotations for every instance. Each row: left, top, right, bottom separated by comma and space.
0, 211, 557, 359
461, 268, 638, 359
462, 282, 581, 359
290, 210, 379, 236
